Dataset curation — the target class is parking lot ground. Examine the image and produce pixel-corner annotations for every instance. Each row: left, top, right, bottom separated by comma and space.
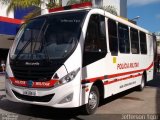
0, 74, 160, 120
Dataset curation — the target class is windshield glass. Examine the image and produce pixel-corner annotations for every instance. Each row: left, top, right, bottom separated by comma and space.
10, 11, 87, 60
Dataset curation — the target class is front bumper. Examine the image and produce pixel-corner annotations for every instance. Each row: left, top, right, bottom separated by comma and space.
5, 78, 81, 108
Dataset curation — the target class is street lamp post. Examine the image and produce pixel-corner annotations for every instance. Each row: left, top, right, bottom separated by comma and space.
129, 16, 140, 24
130, 16, 140, 21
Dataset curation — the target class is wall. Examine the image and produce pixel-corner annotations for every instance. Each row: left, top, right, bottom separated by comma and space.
0, 3, 14, 18
61, 0, 127, 17
0, 2, 18, 49
120, 0, 127, 17
0, 2, 20, 36
103, 0, 127, 17
157, 36, 160, 55
0, 1, 35, 49
0, 35, 14, 49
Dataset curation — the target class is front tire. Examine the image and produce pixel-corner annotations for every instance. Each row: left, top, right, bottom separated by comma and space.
82, 85, 99, 115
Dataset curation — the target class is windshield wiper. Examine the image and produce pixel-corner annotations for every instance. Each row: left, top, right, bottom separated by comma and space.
15, 34, 32, 60
15, 18, 50, 61
41, 24, 51, 62
31, 21, 51, 62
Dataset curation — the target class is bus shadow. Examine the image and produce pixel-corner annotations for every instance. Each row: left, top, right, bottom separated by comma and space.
99, 87, 137, 107
28, 105, 84, 120
0, 89, 137, 120
148, 74, 160, 118
156, 88, 160, 118
0, 99, 84, 120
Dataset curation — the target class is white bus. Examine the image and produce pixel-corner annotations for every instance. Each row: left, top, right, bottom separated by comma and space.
5, 6, 156, 114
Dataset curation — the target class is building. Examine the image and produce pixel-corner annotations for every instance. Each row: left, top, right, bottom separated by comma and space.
62, 0, 127, 17
0, 2, 34, 71
156, 32, 160, 50
103, 0, 127, 17
157, 33, 160, 55
155, 33, 160, 72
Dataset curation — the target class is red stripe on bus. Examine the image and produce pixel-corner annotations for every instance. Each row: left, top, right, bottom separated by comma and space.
82, 62, 153, 84
0, 16, 23, 24
71, 2, 92, 9
9, 77, 58, 88
108, 62, 153, 79
49, 2, 92, 13
104, 74, 142, 85
49, 7, 64, 13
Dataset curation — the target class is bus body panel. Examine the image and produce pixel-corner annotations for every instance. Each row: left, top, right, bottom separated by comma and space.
5, 65, 82, 108
80, 9, 154, 105
5, 8, 154, 109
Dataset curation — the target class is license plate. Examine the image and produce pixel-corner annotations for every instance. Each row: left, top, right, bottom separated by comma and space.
23, 89, 37, 96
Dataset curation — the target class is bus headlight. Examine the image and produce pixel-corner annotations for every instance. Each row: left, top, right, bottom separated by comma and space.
54, 68, 80, 87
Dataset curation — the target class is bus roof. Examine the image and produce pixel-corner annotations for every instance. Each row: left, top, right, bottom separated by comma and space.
39, 8, 152, 35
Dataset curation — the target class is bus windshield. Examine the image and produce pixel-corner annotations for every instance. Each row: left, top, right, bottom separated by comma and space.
10, 11, 87, 60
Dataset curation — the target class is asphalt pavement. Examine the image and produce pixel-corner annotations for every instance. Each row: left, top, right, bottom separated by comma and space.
0, 74, 160, 120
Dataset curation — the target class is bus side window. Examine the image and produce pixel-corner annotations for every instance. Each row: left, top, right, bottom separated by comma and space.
130, 28, 139, 54
118, 23, 130, 53
83, 14, 107, 67
140, 31, 147, 54
108, 19, 118, 55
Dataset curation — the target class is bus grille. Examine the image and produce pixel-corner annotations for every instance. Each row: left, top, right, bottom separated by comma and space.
12, 90, 54, 102
11, 66, 55, 81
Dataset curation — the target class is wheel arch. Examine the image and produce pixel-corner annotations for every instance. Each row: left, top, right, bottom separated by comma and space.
143, 70, 147, 83
92, 80, 104, 100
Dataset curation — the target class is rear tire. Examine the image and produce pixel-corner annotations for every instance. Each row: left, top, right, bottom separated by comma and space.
137, 74, 145, 91
82, 85, 99, 115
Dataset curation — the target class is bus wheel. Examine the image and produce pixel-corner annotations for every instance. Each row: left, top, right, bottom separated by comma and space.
137, 74, 145, 91
82, 85, 99, 115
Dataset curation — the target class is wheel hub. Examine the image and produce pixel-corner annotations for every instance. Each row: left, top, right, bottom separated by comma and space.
88, 91, 97, 109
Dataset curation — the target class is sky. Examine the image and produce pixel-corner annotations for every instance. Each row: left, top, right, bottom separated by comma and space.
127, 0, 160, 33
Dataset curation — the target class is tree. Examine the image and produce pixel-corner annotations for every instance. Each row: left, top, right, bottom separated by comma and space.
1, 0, 41, 14
67, 0, 80, 6
46, 0, 61, 9
66, 0, 117, 16
1, 0, 117, 21
0, 0, 61, 21
99, 5, 117, 16
67, 0, 91, 5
